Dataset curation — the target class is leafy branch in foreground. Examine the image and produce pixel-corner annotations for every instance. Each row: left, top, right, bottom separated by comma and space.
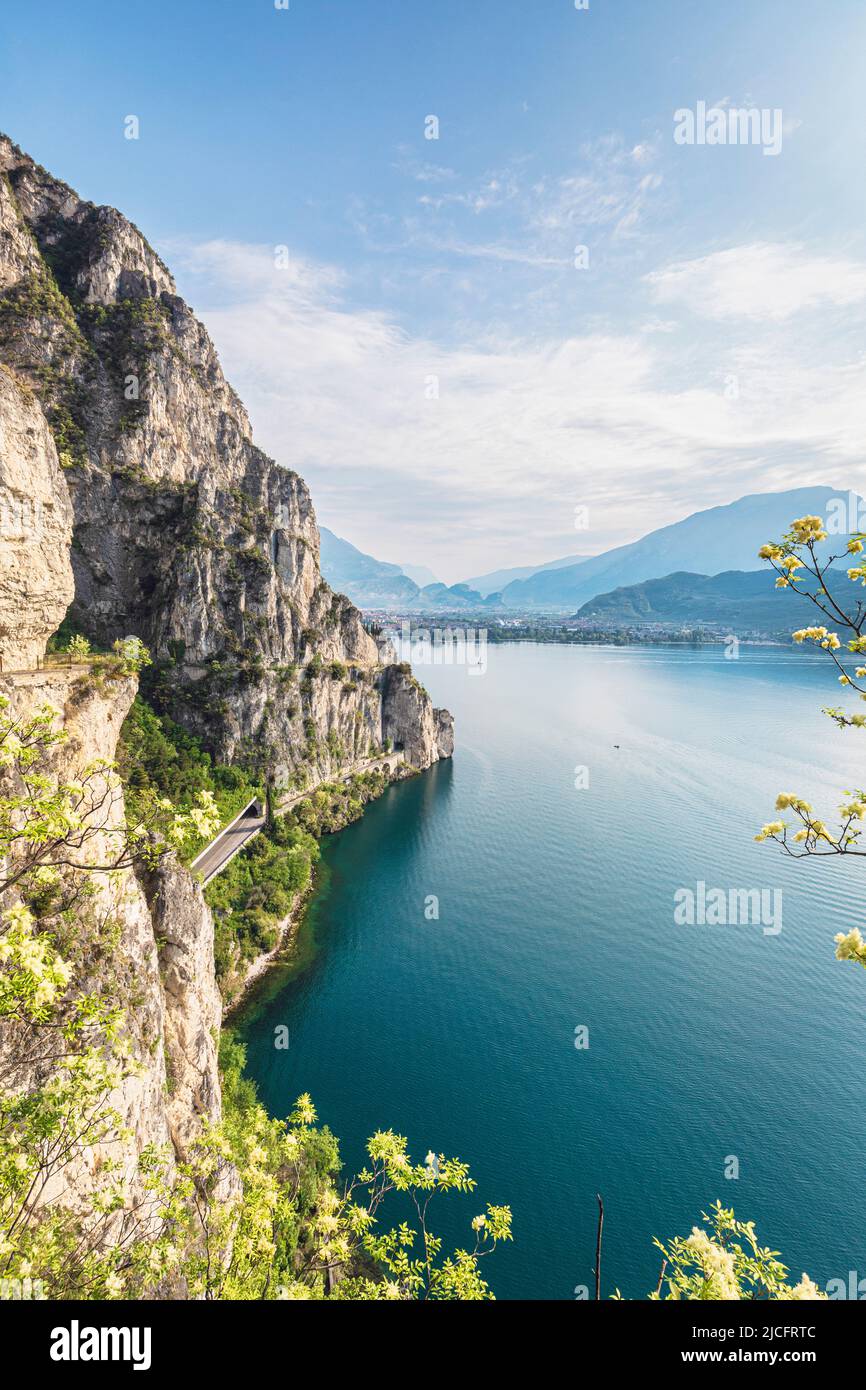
0, 680, 217, 1290
636, 1201, 824, 1301
0, 688, 513, 1299
330, 1128, 512, 1300
0, 692, 220, 903
147, 1069, 513, 1302
756, 513, 866, 969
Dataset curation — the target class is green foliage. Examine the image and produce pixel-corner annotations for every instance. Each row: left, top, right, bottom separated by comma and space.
327, 1128, 512, 1301
45, 615, 80, 654
0, 696, 211, 902
285, 770, 388, 838
205, 823, 319, 987
642, 1202, 824, 1301
181, 1048, 512, 1301
0, 697, 220, 1298
66, 633, 91, 660
79, 297, 170, 430
118, 696, 258, 864
0, 265, 93, 468
758, 514, 866, 967
112, 636, 151, 674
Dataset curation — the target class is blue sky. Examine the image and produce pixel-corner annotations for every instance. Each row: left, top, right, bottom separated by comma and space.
3, 0, 866, 579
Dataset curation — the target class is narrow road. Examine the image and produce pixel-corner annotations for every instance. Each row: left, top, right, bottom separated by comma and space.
189, 800, 266, 884
189, 752, 406, 885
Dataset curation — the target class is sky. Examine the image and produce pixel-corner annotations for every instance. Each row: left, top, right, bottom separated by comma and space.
2, 0, 866, 581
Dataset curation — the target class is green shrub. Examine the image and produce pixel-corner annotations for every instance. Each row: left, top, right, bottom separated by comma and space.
118, 696, 258, 862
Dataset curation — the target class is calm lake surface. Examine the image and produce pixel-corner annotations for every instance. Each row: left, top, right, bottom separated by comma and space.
237, 643, 866, 1300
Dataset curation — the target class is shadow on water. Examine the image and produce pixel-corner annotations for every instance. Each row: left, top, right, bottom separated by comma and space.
231, 759, 456, 1033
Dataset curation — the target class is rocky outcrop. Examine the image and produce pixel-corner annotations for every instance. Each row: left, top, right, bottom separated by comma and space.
0, 363, 74, 668
0, 132, 452, 785
0, 461, 226, 1223
0, 669, 198, 1216
381, 667, 455, 766
143, 857, 223, 1156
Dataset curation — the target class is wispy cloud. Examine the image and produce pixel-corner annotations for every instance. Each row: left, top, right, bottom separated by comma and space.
646, 243, 866, 321
528, 136, 664, 241
166, 238, 866, 580
351, 136, 666, 283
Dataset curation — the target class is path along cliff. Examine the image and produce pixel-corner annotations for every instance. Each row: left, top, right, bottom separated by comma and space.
0, 132, 452, 1235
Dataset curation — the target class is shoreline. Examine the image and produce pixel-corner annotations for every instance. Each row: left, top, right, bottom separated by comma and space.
222, 871, 318, 1022
218, 761, 428, 1022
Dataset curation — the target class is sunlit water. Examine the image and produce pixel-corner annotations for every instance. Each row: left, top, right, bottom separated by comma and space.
236, 643, 866, 1300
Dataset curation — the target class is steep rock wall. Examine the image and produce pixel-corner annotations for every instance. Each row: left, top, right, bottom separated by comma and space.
0, 132, 454, 1245
0, 132, 453, 784
0, 363, 74, 668
0, 668, 224, 1220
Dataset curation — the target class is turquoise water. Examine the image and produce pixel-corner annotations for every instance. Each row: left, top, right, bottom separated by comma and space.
237, 643, 866, 1300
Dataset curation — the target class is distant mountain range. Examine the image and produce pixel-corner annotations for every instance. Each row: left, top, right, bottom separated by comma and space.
497, 487, 858, 610
464, 553, 589, 597
320, 488, 862, 614
319, 529, 498, 610
575, 568, 855, 634
319, 528, 420, 607
400, 562, 440, 588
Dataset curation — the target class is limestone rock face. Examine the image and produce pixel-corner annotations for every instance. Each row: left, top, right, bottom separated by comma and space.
0, 132, 453, 1255
0, 365, 74, 668
381, 667, 455, 766
0, 671, 219, 1217
435, 707, 456, 760
143, 857, 223, 1156
0, 132, 452, 779
0, 672, 184, 1206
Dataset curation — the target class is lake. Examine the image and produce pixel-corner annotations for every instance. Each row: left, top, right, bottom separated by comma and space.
236, 642, 866, 1301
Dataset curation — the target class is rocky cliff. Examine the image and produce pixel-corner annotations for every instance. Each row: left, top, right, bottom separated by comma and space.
0, 668, 226, 1215
0, 132, 453, 782
0, 363, 74, 668
0, 133, 452, 1242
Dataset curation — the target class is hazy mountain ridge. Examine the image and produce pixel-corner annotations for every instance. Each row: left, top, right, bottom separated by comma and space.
576, 567, 859, 634
463, 551, 589, 597
320, 527, 499, 610
322, 489, 862, 616
499, 488, 861, 610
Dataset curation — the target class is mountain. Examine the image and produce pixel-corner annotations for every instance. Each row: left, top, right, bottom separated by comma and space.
319, 527, 421, 607
319, 529, 499, 610
501, 489, 861, 611
0, 131, 454, 774
408, 581, 496, 610
575, 568, 856, 633
400, 561, 439, 587
465, 552, 588, 597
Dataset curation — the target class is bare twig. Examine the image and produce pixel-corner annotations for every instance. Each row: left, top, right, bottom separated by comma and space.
594, 1193, 604, 1301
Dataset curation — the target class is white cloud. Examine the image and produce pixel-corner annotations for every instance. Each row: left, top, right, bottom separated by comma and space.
529, 137, 664, 241
351, 137, 665, 278
646, 243, 866, 321
166, 238, 866, 580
